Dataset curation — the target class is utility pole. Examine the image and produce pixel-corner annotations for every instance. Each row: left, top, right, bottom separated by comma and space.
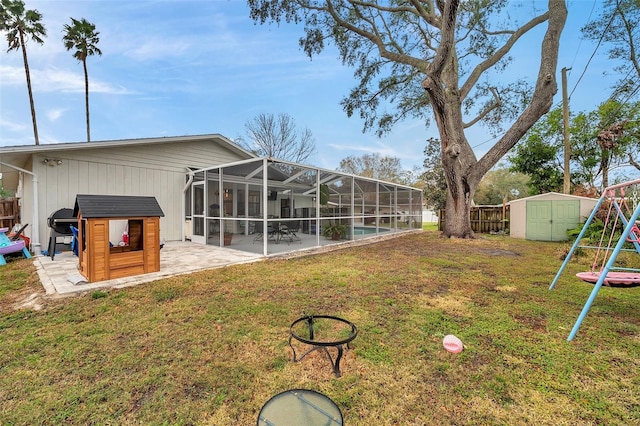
562, 67, 571, 194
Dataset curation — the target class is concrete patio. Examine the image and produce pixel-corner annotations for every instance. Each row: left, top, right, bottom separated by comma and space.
33, 230, 420, 296
34, 241, 264, 296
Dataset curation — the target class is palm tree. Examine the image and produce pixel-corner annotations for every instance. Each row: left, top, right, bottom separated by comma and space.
0, 0, 46, 145
63, 17, 101, 142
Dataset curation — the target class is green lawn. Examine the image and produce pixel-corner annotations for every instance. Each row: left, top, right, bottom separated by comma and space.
1, 232, 639, 425
423, 221, 438, 232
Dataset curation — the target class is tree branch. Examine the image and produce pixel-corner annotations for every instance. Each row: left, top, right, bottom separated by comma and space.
617, 0, 640, 78
630, 153, 640, 171
460, 12, 549, 99
424, 0, 459, 81
475, 0, 566, 179
463, 87, 501, 128
315, 0, 429, 69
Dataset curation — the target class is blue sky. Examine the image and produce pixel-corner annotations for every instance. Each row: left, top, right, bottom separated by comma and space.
0, 0, 623, 171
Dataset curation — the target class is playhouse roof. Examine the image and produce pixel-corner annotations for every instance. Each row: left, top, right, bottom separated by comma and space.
74, 195, 165, 218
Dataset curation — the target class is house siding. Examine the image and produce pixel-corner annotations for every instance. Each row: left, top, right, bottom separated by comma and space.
20, 139, 249, 250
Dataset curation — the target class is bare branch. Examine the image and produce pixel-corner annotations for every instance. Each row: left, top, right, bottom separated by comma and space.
460, 12, 549, 99
617, 0, 640, 78
463, 87, 501, 128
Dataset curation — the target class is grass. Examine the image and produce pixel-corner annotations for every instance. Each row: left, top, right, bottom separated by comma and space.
1, 232, 639, 425
423, 221, 438, 231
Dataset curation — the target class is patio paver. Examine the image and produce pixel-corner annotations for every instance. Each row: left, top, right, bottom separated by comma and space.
34, 241, 264, 296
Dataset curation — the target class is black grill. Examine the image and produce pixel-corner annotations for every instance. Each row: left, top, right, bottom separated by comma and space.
47, 208, 77, 260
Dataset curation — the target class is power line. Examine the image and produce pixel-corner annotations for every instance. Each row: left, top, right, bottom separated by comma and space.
568, 7, 617, 100
566, 0, 598, 74
471, 135, 498, 150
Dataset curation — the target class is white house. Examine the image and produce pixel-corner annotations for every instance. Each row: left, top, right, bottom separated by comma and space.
0, 134, 253, 254
0, 134, 424, 257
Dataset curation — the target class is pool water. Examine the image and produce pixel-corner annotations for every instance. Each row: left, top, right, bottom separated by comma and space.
353, 226, 390, 235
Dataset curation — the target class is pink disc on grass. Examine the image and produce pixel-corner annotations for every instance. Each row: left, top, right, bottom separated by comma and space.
443, 334, 463, 353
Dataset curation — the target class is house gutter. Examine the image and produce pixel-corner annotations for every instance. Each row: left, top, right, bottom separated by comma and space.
181, 170, 194, 242
0, 161, 41, 255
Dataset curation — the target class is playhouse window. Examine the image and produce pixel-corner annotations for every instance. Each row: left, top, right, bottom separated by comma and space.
109, 219, 144, 253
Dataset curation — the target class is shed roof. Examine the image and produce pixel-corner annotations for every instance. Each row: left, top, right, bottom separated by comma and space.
508, 192, 599, 205
74, 195, 165, 218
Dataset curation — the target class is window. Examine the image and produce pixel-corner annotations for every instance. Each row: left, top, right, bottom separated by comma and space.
109, 219, 144, 253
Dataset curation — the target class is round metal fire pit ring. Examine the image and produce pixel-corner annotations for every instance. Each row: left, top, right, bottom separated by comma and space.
288, 315, 357, 377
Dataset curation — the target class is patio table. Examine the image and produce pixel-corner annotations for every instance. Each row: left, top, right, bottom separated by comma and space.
257, 389, 343, 425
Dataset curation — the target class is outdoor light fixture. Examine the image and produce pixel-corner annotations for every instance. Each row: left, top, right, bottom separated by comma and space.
43, 158, 63, 166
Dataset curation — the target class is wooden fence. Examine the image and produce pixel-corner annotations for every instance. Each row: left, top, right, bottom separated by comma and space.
439, 205, 510, 234
0, 198, 20, 230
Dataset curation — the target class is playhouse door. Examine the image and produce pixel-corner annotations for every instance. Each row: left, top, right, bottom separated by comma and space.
191, 181, 206, 244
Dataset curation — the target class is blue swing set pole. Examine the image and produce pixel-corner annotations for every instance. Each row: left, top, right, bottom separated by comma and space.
548, 194, 606, 290
567, 201, 640, 341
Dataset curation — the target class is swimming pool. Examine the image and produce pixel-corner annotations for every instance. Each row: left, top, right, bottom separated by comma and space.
353, 226, 390, 236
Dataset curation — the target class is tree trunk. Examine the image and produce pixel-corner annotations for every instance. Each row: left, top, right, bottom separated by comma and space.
439, 110, 478, 239
83, 58, 91, 142
20, 30, 39, 146
424, 28, 479, 238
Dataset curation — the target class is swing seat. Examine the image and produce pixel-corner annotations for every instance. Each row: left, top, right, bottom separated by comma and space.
577, 271, 640, 287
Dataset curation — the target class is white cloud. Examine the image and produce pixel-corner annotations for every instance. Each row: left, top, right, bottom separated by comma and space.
328, 141, 399, 158
0, 118, 27, 132
0, 65, 133, 95
46, 108, 66, 122
0, 66, 25, 85
124, 37, 193, 61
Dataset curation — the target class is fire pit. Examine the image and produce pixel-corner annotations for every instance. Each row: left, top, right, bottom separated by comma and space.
288, 315, 357, 378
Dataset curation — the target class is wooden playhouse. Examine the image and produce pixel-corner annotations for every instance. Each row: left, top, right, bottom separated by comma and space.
73, 195, 165, 282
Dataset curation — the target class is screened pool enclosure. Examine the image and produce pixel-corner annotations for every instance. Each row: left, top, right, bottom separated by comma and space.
184, 157, 423, 256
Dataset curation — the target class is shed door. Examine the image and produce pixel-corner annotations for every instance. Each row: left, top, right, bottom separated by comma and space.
551, 200, 580, 240
526, 200, 579, 241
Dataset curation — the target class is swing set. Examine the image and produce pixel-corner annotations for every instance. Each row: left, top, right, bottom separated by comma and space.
549, 177, 640, 341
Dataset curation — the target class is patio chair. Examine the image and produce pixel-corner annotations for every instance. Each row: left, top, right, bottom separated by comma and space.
275, 221, 291, 245
69, 225, 79, 256
0, 227, 32, 266
254, 221, 281, 244
286, 220, 301, 243
271, 221, 286, 243
10, 223, 29, 241
253, 221, 264, 244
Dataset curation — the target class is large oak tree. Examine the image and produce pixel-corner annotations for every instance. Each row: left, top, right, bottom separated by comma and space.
248, 0, 567, 237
